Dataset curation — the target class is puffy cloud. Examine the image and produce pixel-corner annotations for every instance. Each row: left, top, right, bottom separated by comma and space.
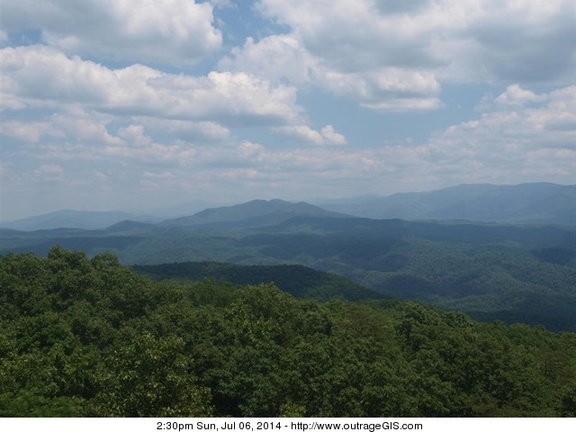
494, 85, 549, 107
319, 67, 441, 112
223, 34, 441, 111
219, 35, 316, 84
319, 125, 347, 146
1, 45, 110, 105
1, 120, 64, 143
1, 45, 302, 126
461, 0, 575, 82
1, 107, 122, 156
258, 0, 441, 71
117, 125, 154, 148
275, 124, 347, 146
1, 106, 216, 169
2, 0, 222, 65
421, 85, 575, 182
257, 0, 574, 84
275, 125, 323, 146
140, 119, 232, 144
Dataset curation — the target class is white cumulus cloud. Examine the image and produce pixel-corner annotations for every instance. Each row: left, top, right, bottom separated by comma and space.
276, 124, 347, 146
222, 33, 442, 111
257, 0, 575, 85
1, 45, 302, 126
2, 0, 222, 65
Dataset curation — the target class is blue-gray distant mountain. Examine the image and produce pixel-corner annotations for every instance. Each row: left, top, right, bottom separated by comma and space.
316, 183, 575, 225
1, 210, 159, 231
160, 199, 348, 227
146, 199, 228, 219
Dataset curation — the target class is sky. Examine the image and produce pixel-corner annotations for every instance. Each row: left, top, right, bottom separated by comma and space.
1, 0, 575, 221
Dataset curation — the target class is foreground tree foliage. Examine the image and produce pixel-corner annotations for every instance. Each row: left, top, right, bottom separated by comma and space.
1, 247, 575, 417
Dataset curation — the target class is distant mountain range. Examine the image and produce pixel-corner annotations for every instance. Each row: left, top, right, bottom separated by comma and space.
316, 182, 575, 225
0, 210, 160, 231
3, 183, 574, 231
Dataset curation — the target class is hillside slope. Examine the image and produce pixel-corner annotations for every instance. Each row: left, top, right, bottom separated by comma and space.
133, 261, 387, 302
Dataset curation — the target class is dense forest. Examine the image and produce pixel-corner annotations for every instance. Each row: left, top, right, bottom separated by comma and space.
1, 247, 575, 417
133, 261, 388, 302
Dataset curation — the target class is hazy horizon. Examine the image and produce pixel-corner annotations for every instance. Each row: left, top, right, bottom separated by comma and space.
2, 181, 574, 224
2, 1, 575, 222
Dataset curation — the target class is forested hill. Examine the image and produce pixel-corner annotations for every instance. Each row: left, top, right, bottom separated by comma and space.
133, 261, 387, 302
1, 247, 575, 417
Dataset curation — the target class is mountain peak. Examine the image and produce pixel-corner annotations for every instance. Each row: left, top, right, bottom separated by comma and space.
161, 199, 345, 227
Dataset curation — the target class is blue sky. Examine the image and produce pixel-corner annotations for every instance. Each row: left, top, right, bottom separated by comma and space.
1, 0, 575, 221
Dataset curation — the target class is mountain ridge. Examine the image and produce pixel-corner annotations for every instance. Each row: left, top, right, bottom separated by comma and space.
316, 182, 575, 225
159, 198, 348, 227
0, 210, 160, 231
3, 183, 574, 230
